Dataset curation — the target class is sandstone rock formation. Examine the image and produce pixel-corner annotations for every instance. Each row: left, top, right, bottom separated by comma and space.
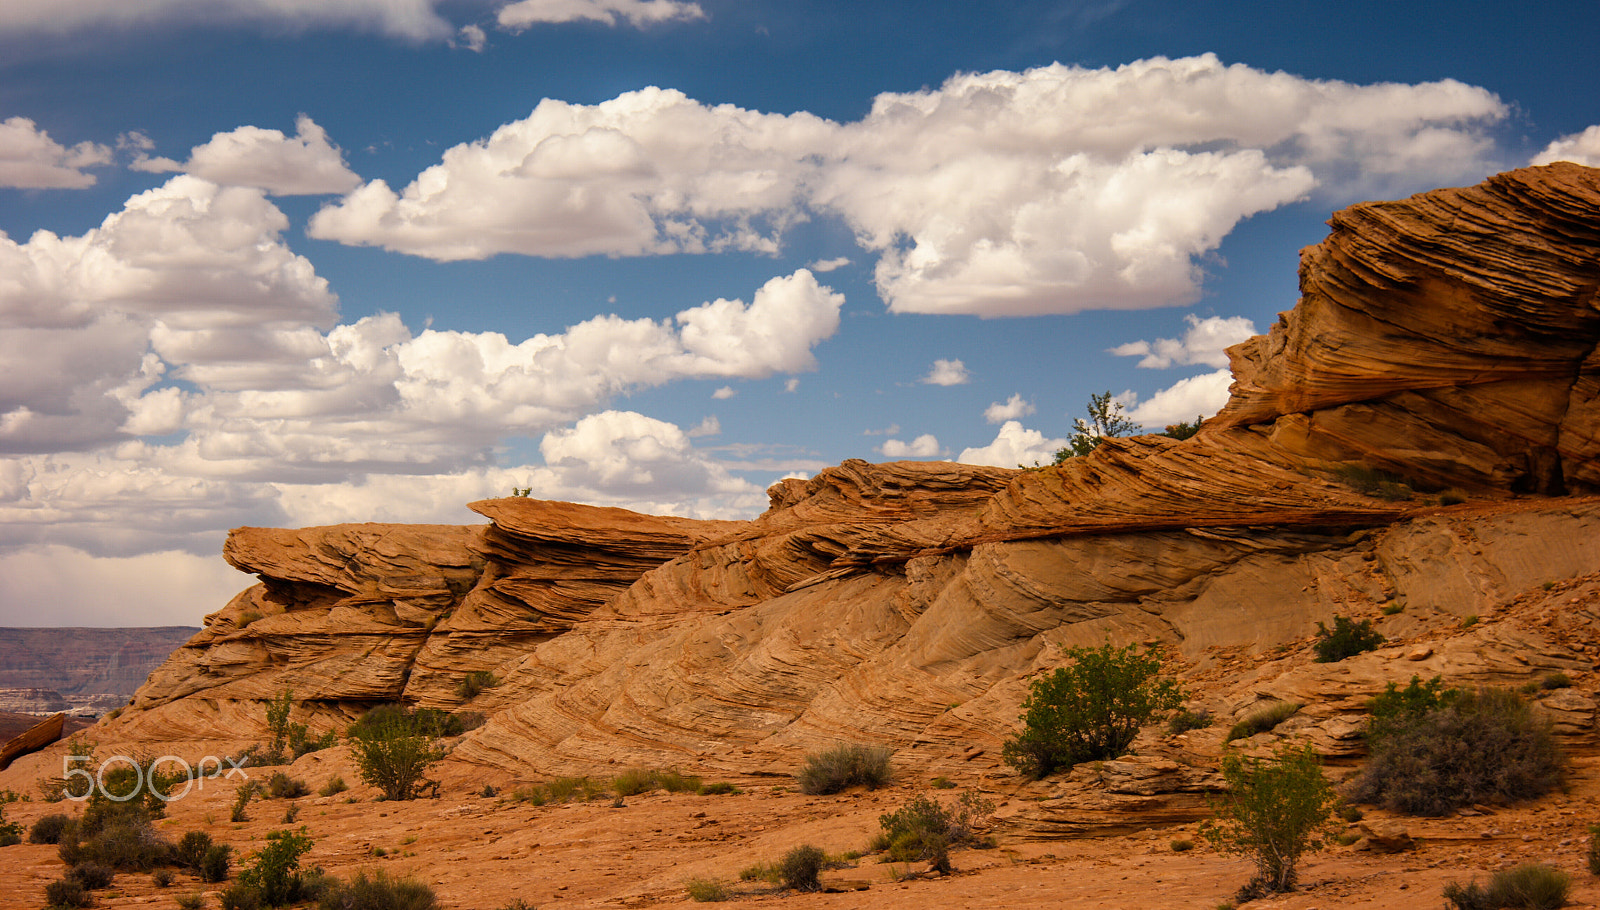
101, 164, 1600, 820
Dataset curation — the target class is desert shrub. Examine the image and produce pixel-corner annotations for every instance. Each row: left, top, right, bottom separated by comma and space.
231, 783, 254, 822
1334, 464, 1414, 501
318, 776, 349, 797
44, 877, 90, 908
455, 671, 500, 700
30, 812, 74, 844
929, 776, 956, 789
153, 868, 174, 888
1167, 707, 1213, 735
684, 878, 730, 902
1170, 838, 1194, 852
0, 806, 20, 845
266, 772, 309, 800
236, 827, 314, 907
1347, 687, 1564, 815
778, 844, 825, 892
69, 862, 115, 889
658, 770, 702, 793
348, 708, 445, 802
1001, 642, 1184, 779
1201, 743, 1337, 897
1312, 615, 1386, 663
201, 843, 233, 882
349, 704, 475, 739
316, 869, 438, 910
697, 781, 738, 796
1224, 702, 1300, 743
738, 861, 778, 884
176, 893, 206, 910
69, 817, 172, 871
1444, 863, 1572, 910
1163, 416, 1203, 440
796, 743, 893, 795
1589, 824, 1600, 876
871, 790, 993, 870
1381, 602, 1406, 615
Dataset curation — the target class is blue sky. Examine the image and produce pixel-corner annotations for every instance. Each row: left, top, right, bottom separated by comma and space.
2, 0, 1597, 626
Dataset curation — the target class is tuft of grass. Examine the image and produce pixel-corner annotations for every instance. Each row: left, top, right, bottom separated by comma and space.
697, 781, 739, 796
1224, 702, 1300, 742
266, 772, 309, 800
684, 878, 730, 902
1166, 707, 1213, 735
1169, 839, 1194, 852
1381, 602, 1406, 616
176, 893, 206, 910
1338, 804, 1364, 823
796, 743, 893, 795
930, 776, 957, 790
455, 670, 501, 700
318, 776, 348, 797
1461, 614, 1479, 629
1334, 831, 1360, 846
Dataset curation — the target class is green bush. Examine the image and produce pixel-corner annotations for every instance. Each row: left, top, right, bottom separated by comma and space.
177, 892, 207, 910
796, 743, 893, 795
348, 708, 446, 802
44, 877, 91, 908
611, 768, 704, 797
316, 869, 438, 910
67, 818, 172, 871
153, 869, 174, 888
348, 704, 476, 739
1001, 642, 1184, 779
237, 827, 314, 907
1201, 743, 1337, 897
319, 776, 349, 797
1224, 702, 1300, 742
1312, 615, 1385, 663
1170, 838, 1194, 852
870, 790, 993, 871
1444, 863, 1572, 910
684, 878, 730, 902
174, 830, 213, 871
697, 781, 738, 796
30, 813, 74, 844
1347, 687, 1564, 815
201, 843, 234, 883
778, 844, 825, 892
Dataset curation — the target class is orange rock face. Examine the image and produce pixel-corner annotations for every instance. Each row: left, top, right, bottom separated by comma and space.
110, 165, 1600, 799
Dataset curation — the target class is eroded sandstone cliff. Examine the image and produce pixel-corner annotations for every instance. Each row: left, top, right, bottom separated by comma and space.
106, 164, 1600, 796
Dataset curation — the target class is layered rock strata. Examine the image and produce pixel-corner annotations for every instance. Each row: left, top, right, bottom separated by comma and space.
105, 164, 1600, 803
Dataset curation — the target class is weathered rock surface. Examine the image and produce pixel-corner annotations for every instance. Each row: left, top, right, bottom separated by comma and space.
95, 165, 1600, 839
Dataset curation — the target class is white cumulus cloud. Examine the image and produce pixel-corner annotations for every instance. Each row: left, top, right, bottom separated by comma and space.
1531, 125, 1600, 167
1127, 369, 1234, 427
133, 115, 361, 195
1109, 314, 1257, 369
0, 117, 112, 189
497, 0, 705, 30
958, 421, 1068, 468
984, 393, 1035, 424
309, 55, 1507, 317
879, 434, 941, 459
921, 358, 970, 386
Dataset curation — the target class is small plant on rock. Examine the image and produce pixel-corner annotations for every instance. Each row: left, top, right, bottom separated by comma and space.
1001, 641, 1184, 779
1201, 742, 1337, 899
1312, 615, 1385, 663
455, 670, 501, 700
